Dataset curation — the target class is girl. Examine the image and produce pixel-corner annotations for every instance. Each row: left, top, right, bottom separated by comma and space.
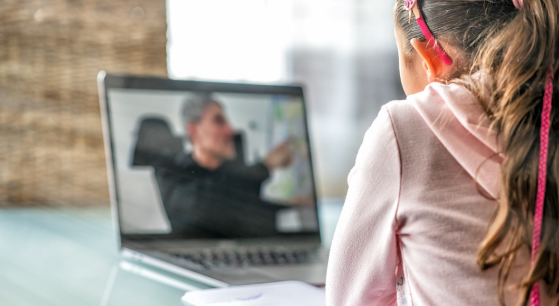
326, 0, 558, 305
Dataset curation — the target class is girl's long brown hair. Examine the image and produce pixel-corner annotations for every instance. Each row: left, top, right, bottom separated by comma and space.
395, 0, 559, 304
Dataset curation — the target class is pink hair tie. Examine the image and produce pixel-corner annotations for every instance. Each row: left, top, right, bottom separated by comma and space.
530, 62, 555, 306
404, 0, 453, 65
513, 0, 524, 9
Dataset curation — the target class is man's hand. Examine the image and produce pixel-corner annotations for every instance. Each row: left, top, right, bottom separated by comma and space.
263, 139, 294, 170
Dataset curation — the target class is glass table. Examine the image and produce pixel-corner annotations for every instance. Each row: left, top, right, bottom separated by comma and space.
0, 200, 343, 306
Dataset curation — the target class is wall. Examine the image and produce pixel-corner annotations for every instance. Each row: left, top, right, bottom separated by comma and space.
0, 0, 168, 206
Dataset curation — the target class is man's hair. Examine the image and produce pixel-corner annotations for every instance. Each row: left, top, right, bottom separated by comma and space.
181, 92, 221, 126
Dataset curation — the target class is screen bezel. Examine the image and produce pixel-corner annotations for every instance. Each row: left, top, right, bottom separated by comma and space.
100, 73, 322, 244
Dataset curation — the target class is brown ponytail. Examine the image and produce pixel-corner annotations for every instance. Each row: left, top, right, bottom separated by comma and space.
395, 0, 559, 304
469, 0, 558, 304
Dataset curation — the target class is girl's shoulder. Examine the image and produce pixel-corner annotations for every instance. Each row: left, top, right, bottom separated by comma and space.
384, 81, 500, 199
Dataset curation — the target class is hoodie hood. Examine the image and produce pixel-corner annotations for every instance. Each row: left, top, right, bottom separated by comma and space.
410, 82, 502, 199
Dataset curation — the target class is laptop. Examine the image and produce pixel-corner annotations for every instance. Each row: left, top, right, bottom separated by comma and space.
97, 72, 328, 287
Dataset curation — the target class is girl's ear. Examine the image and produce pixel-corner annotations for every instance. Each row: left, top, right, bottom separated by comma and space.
410, 38, 448, 83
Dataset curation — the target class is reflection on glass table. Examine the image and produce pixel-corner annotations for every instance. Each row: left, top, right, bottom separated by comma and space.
100, 261, 212, 306
0, 199, 343, 306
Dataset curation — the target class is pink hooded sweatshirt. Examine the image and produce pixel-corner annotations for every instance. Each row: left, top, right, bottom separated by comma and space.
325, 82, 558, 305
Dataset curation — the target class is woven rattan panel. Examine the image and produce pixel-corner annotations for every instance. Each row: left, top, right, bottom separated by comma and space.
0, 0, 167, 206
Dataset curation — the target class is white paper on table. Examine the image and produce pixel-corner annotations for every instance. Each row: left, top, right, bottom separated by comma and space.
181, 281, 325, 306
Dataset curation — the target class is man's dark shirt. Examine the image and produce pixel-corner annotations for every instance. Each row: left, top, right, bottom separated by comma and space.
152, 154, 284, 238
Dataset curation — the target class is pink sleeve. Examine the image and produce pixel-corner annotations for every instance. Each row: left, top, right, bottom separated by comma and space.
326, 106, 401, 306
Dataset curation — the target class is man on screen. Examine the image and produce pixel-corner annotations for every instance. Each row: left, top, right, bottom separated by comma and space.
182, 93, 292, 188
154, 93, 293, 238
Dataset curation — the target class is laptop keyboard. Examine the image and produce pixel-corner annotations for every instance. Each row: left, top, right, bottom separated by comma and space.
173, 248, 317, 270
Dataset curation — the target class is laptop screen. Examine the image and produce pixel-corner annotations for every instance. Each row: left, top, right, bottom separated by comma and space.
101, 75, 319, 240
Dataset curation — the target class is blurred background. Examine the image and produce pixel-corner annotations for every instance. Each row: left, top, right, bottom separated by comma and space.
0, 0, 404, 207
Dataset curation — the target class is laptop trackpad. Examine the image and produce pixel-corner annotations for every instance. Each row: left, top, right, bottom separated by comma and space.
254, 264, 327, 285
203, 267, 278, 285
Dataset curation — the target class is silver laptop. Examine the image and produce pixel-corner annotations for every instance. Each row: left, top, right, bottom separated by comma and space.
97, 72, 328, 287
